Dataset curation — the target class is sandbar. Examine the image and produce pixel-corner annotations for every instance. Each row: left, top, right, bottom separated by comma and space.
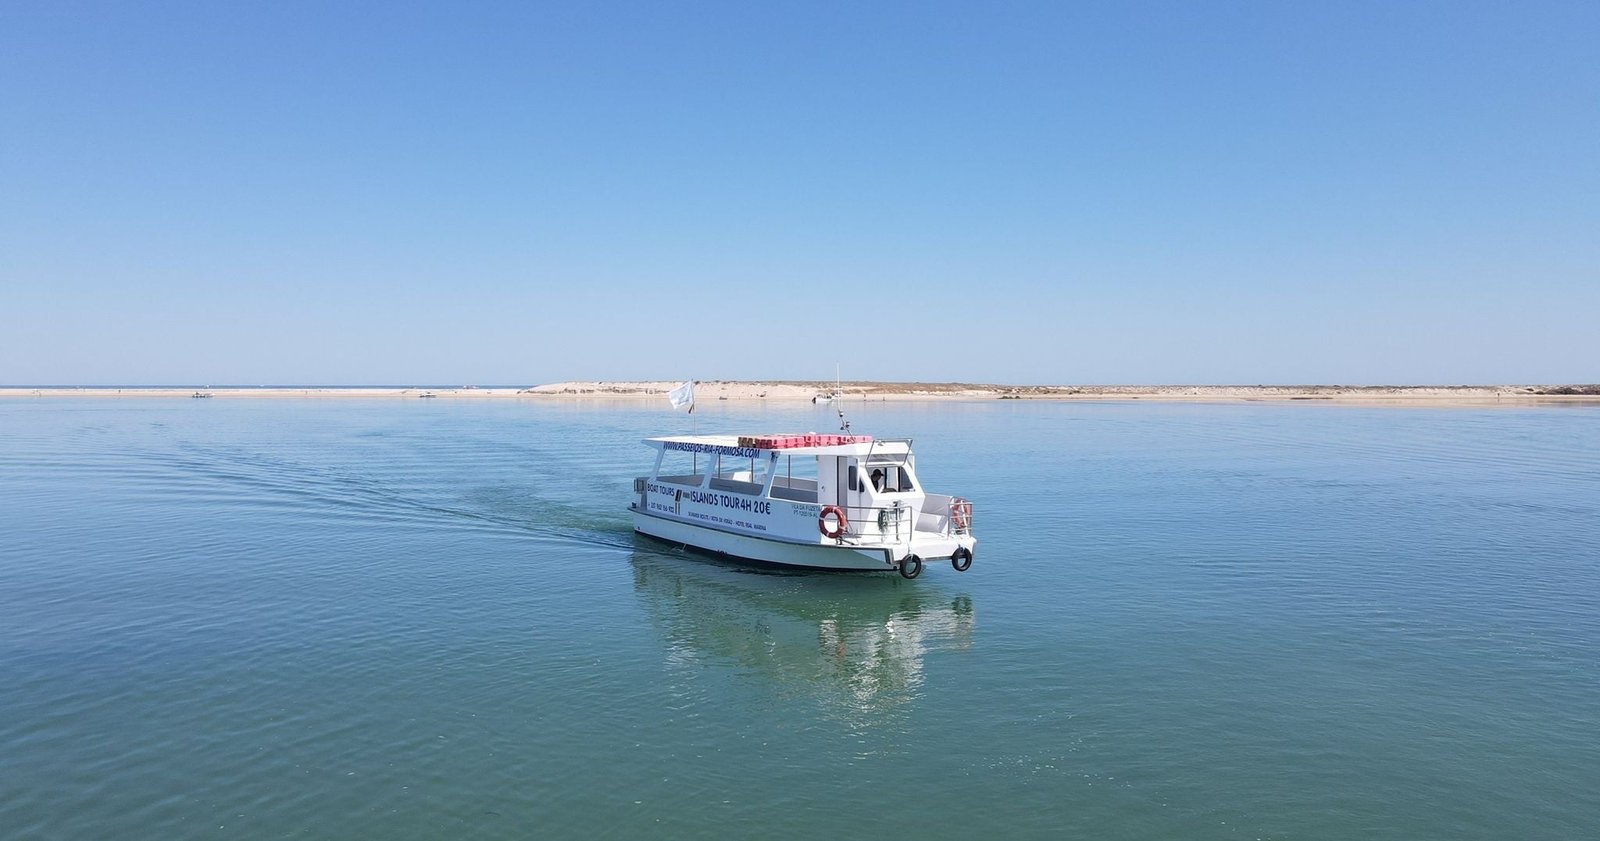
3, 382, 1597, 406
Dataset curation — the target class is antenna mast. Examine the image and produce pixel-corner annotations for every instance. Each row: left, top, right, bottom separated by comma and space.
833, 363, 850, 432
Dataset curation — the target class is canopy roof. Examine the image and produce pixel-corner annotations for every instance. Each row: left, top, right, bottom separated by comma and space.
643, 433, 905, 457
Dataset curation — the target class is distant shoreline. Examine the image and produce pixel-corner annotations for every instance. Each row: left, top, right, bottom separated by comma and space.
3, 382, 1598, 405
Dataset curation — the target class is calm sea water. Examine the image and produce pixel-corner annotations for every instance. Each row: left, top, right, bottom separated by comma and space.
2, 397, 1597, 840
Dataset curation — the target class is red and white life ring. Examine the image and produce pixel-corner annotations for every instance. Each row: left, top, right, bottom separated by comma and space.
950, 498, 972, 531
818, 505, 848, 539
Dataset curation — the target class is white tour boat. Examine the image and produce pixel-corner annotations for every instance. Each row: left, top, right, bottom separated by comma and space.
630, 433, 976, 578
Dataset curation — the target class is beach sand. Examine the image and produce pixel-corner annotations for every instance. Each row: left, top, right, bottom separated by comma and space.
4, 382, 1598, 405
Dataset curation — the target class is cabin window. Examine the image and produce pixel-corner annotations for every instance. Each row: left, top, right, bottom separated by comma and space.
770, 454, 819, 502
868, 464, 917, 493
708, 453, 769, 496
656, 449, 705, 486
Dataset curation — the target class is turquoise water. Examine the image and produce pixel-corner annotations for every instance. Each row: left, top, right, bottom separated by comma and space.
2, 398, 1597, 840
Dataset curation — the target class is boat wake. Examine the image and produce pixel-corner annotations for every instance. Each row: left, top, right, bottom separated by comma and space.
135, 442, 638, 549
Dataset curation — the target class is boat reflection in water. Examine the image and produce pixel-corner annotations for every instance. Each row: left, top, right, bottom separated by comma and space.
628, 542, 975, 723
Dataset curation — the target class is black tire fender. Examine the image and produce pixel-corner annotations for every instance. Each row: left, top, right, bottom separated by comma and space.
899, 553, 923, 579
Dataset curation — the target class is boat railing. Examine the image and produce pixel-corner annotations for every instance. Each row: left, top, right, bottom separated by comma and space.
834, 497, 974, 542
838, 503, 914, 542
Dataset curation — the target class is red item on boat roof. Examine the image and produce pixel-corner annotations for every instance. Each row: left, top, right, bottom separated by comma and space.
737, 434, 873, 449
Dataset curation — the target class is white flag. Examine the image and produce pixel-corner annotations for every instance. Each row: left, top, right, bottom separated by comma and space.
667, 380, 695, 413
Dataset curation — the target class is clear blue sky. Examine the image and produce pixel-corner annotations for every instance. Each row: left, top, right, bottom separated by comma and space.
2, 1, 1595, 385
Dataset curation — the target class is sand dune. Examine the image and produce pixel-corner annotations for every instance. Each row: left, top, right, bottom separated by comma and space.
5, 382, 1597, 405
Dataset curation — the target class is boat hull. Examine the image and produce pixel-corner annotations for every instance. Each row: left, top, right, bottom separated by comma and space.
632, 510, 897, 572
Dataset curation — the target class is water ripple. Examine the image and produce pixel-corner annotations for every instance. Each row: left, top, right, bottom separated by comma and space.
1, 398, 1597, 840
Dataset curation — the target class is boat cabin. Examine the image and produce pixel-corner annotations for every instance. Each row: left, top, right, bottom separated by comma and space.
636, 434, 968, 543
